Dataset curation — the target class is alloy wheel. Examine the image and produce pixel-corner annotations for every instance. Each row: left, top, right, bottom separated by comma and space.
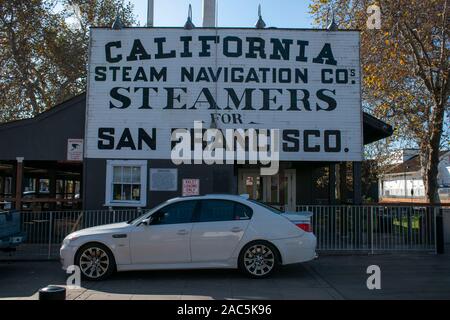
79, 247, 110, 279
243, 244, 275, 276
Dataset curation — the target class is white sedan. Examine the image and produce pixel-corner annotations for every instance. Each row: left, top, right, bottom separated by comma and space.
60, 194, 317, 280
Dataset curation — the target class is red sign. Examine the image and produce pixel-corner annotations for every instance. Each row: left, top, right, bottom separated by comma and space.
182, 179, 200, 196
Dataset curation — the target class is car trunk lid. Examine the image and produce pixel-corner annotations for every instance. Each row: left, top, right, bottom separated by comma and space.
281, 211, 313, 233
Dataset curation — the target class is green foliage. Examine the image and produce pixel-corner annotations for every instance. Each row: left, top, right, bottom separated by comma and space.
0, 0, 136, 122
310, 0, 449, 203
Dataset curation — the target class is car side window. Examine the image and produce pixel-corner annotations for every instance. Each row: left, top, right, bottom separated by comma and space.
197, 200, 253, 222
150, 200, 197, 225
234, 203, 253, 220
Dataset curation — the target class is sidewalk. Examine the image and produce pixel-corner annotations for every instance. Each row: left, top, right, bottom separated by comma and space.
1, 253, 449, 300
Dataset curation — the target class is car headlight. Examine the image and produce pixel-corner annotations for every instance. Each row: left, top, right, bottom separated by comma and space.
62, 235, 78, 246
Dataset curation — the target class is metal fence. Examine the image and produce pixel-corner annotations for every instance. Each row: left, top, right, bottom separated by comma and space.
1, 209, 141, 260
297, 205, 439, 252
0, 205, 445, 260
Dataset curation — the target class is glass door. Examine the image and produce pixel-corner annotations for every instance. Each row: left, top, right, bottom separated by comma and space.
238, 169, 297, 211
238, 170, 261, 200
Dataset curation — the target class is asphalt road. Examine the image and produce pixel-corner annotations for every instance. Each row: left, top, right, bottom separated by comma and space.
1, 253, 449, 300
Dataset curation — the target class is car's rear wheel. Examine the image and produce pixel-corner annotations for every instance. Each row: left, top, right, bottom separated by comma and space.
75, 243, 115, 281
238, 241, 279, 278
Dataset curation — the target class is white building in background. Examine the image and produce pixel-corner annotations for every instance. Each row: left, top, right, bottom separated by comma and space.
379, 150, 450, 202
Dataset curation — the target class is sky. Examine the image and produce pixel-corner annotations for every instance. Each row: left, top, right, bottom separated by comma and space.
129, 0, 314, 28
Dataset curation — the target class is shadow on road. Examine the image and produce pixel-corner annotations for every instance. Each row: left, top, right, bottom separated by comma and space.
0, 261, 318, 300
2, 253, 450, 300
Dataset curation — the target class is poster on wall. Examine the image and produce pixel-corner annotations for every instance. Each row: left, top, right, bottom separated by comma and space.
150, 168, 178, 191
85, 28, 362, 162
67, 139, 83, 161
182, 179, 200, 196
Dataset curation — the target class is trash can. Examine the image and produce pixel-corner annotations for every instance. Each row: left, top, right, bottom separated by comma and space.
38, 285, 66, 300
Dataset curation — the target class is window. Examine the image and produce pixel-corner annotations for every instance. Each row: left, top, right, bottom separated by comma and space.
150, 201, 197, 225
196, 200, 253, 222
105, 160, 147, 207
249, 199, 282, 214
234, 203, 253, 220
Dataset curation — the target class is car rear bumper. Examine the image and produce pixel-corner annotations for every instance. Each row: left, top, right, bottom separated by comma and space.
272, 233, 317, 265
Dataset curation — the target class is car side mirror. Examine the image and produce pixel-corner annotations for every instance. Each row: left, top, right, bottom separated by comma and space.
140, 217, 153, 226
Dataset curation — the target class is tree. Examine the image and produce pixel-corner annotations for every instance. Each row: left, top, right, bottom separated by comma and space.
0, 0, 136, 122
310, 0, 450, 203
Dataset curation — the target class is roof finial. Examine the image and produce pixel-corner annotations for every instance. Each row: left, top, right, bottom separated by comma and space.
184, 4, 196, 29
112, 9, 124, 29
327, 6, 338, 31
255, 4, 266, 29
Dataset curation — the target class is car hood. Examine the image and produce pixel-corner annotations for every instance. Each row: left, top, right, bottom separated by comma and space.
68, 222, 130, 238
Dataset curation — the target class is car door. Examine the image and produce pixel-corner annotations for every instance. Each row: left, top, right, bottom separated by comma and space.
129, 200, 198, 265
190, 200, 252, 262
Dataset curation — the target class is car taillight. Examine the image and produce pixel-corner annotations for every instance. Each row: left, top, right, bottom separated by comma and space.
296, 223, 312, 233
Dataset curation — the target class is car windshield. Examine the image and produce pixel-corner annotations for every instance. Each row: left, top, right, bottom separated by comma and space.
249, 199, 283, 214
126, 210, 153, 225
126, 200, 172, 224
127, 215, 144, 224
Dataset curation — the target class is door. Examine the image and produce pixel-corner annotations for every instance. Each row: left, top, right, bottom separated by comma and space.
238, 170, 261, 200
284, 169, 297, 211
190, 200, 252, 262
129, 200, 197, 264
262, 175, 280, 204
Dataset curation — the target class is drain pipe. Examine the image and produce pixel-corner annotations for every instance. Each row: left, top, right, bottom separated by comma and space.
147, 0, 154, 27
202, 0, 217, 27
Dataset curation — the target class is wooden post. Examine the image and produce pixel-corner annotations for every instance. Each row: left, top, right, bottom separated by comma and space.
15, 157, 24, 210
49, 169, 57, 210
35, 178, 40, 194
328, 164, 336, 204
336, 162, 348, 203
0, 174, 4, 196
353, 161, 362, 205
328, 164, 337, 243
279, 170, 285, 210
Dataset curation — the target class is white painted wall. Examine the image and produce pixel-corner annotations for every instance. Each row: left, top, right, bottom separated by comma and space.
380, 152, 450, 198
437, 152, 450, 187
85, 28, 363, 162
381, 174, 425, 197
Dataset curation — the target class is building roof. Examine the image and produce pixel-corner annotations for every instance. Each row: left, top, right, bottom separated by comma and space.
362, 112, 393, 144
0, 93, 86, 131
385, 151, 450, 175
0, 93, 86, 161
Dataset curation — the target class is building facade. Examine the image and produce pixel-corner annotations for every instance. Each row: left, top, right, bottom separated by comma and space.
0, 26, 393, 211
379, 150, 450, 203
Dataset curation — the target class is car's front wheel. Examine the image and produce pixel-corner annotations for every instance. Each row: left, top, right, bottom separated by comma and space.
75, 243, 115, 281
238, 241, 279, 278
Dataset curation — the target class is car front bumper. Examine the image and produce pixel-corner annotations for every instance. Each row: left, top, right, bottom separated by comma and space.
60, 244, 77, 270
